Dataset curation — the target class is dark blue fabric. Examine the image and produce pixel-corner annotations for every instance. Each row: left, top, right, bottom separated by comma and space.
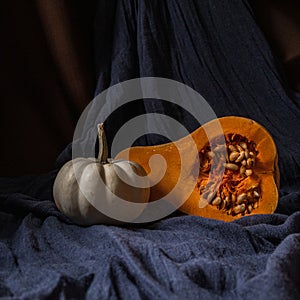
1, 0, 300, 299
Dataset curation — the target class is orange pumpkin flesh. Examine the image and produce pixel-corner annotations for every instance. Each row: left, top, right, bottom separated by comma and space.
116, 116, 279, 221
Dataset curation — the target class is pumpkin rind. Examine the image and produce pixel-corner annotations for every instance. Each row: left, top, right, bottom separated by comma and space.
116, 116, 279, 221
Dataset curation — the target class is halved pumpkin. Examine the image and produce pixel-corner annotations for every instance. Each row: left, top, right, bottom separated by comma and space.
116, 116, 279, 221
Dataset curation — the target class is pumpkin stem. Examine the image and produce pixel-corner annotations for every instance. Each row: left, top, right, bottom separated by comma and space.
97, 123, 109, 163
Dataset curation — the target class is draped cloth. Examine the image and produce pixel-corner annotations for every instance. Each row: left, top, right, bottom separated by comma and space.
1, 1, 300, 299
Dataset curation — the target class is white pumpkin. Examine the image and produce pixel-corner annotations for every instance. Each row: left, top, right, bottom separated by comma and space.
53, 124, 150, 226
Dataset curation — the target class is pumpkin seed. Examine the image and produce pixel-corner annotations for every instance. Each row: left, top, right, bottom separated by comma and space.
247, 205, 253, 213
235, 151, 245, 162
241, 159, 247, 166
229, 151, 240, 161
207, 151, 215, 158
244, 149, 249, 159
237, 193, 247, 204
214, 145, 226, 152
212, 197, 222, 206
240, 203, 246, 212
207, 192, 216, 203
253, 202, 258, 209
233, 204, 246, 214
245, 169, 253, 176
253, 190, 260, 198
225, 163, 239, 171
236, 145, 243, 152
247, 158, 254, 168
229, 145, 237, 152
231, 193, 236, 203
239, 142, 248, 149
240, 166, 246, 175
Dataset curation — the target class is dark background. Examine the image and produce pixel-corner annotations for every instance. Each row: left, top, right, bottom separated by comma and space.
0, 0, 299, 177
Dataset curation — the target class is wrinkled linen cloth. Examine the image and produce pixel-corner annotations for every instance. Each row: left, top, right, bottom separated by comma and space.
1, 0, 300, 299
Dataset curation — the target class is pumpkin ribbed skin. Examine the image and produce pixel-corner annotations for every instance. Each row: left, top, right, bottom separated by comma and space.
53, 157, 150, 226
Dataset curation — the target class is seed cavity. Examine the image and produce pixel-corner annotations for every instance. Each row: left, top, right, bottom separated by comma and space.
197, 133, 260, 217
